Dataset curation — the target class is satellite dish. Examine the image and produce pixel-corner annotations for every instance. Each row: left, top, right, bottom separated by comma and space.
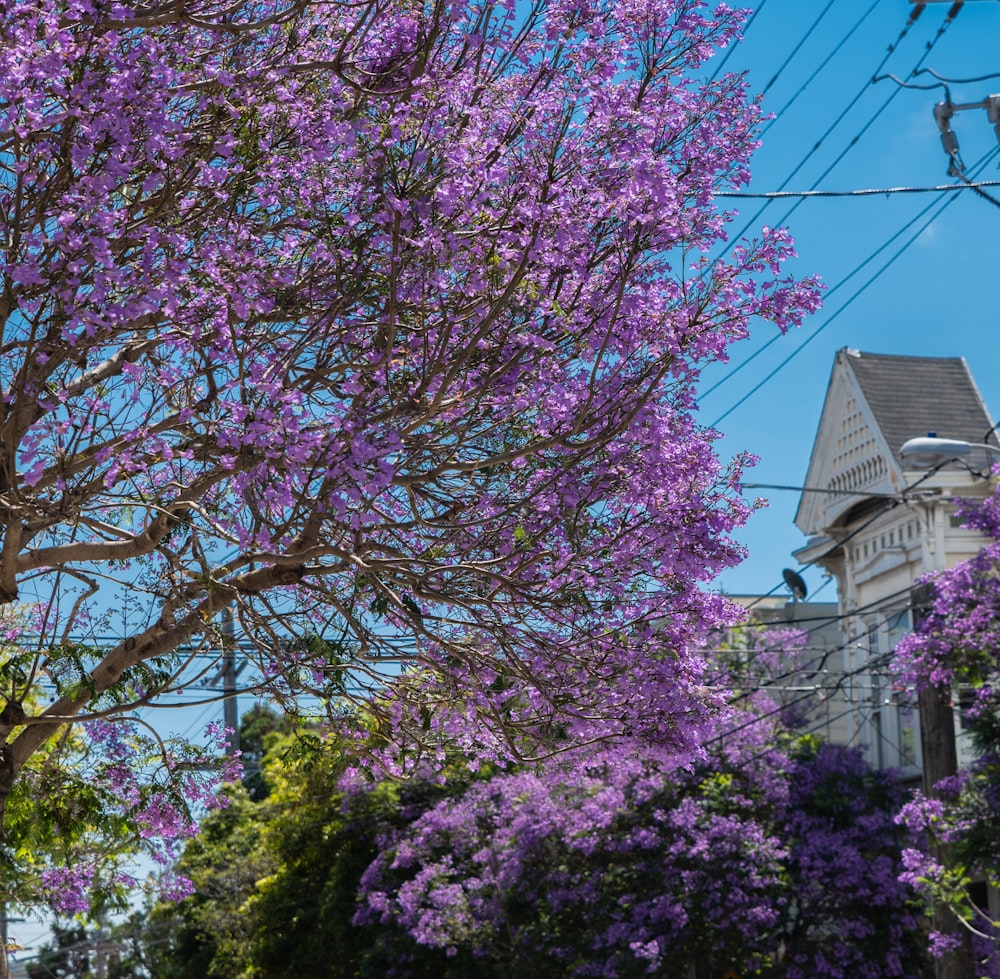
782, 568, 808, 602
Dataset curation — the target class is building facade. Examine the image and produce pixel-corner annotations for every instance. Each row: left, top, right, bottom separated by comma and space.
793, 348, 998, 777
721, 594, 846, 744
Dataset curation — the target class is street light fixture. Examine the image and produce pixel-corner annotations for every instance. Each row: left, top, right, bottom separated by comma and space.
899, 434, 1000, 470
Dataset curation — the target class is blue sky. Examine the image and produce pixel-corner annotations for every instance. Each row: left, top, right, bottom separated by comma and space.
697, 0, 1000, 600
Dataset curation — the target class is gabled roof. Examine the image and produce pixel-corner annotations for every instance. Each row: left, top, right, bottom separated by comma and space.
847, 350, 995, 456
794, 348, 996, 537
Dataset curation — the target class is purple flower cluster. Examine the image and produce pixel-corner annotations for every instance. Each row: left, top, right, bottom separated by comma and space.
354, 738, 926, 977
40, 866, 95, 917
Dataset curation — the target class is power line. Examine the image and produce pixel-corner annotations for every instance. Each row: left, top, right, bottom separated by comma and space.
740, 7, 969, 295
743, 583, 916, 634
760, 0, 837, 97
723, 447, 977, 719
705, 638, 895, 748
700, 146, 996, 401
742, 482, 899, 498
716, 179, 1000, 198
757, 1, 881, 141
809, 575, 834, 602
952, 159, 1000, 211
873, 72, 948, 92
728, 598, 911, 700
724, 583, 919, 707
741, 10, 959, 246
718, 3, 930, 255
707, 147, 998, 427
916, 66, 1000, 85
725, 463, 952, 684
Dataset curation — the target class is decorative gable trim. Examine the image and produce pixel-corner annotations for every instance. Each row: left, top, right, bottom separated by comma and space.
795, 349, 905, 537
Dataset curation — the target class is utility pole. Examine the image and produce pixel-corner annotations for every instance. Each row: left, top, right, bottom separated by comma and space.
221, 607, 240, 758
913, 582, 975, 979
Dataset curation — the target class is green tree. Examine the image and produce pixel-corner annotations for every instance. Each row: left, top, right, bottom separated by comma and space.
141, 788, 268, 979
136, 718, 485, 978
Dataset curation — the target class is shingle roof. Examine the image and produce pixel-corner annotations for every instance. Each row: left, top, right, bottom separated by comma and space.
843, 349, 997, 458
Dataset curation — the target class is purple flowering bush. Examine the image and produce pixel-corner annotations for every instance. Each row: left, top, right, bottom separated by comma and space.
135, 698, 929, 978
774, 741, 927, 979
355, 735, 928, 978
357, 760, 783, 976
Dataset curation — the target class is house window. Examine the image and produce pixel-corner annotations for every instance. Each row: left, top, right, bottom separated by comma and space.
868, 622, 880, 656
958, 689, 976, 732
887, 609, 910, 648
899, 703, 918, 768
871, 710, 884, 771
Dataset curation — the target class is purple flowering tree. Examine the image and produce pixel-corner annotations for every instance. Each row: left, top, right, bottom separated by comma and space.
354, 733, 927, 977
0, 0, 820, 944
894, 484, 1000, 977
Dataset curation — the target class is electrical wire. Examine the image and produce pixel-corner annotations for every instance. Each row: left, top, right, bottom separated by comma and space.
174, 702, 219, 745
704, 640, 897, 747
707, 147, 999, 428
700, 147, 995, 401
707, 0, 771, 85
701, 21, 979, 401
742, 583, 916, 634
724, 1, 964, 280
722, 584, 919, 707
757, 1, 881, 141
742, 482, 899, 498
759, 0, 837, 97
863, 697, 921, 769
746, 51, 936, 245
724, 460, 948, 686
916, 66, 1000, 85
952, 160, 1000, 211
728, 611, 912, 711
716, 179, 1000, 198
873, 72, 948, 92
722, 457, 963, 701
743, 471, 944, 577
718, 3, 930, 257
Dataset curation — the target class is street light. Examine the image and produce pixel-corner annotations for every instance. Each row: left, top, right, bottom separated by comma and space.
899, 434, 1000, 470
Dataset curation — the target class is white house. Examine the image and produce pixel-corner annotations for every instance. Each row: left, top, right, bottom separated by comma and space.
793, 348, 998, 777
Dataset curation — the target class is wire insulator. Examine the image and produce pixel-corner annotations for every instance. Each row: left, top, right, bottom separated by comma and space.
941, 129, 960, 156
